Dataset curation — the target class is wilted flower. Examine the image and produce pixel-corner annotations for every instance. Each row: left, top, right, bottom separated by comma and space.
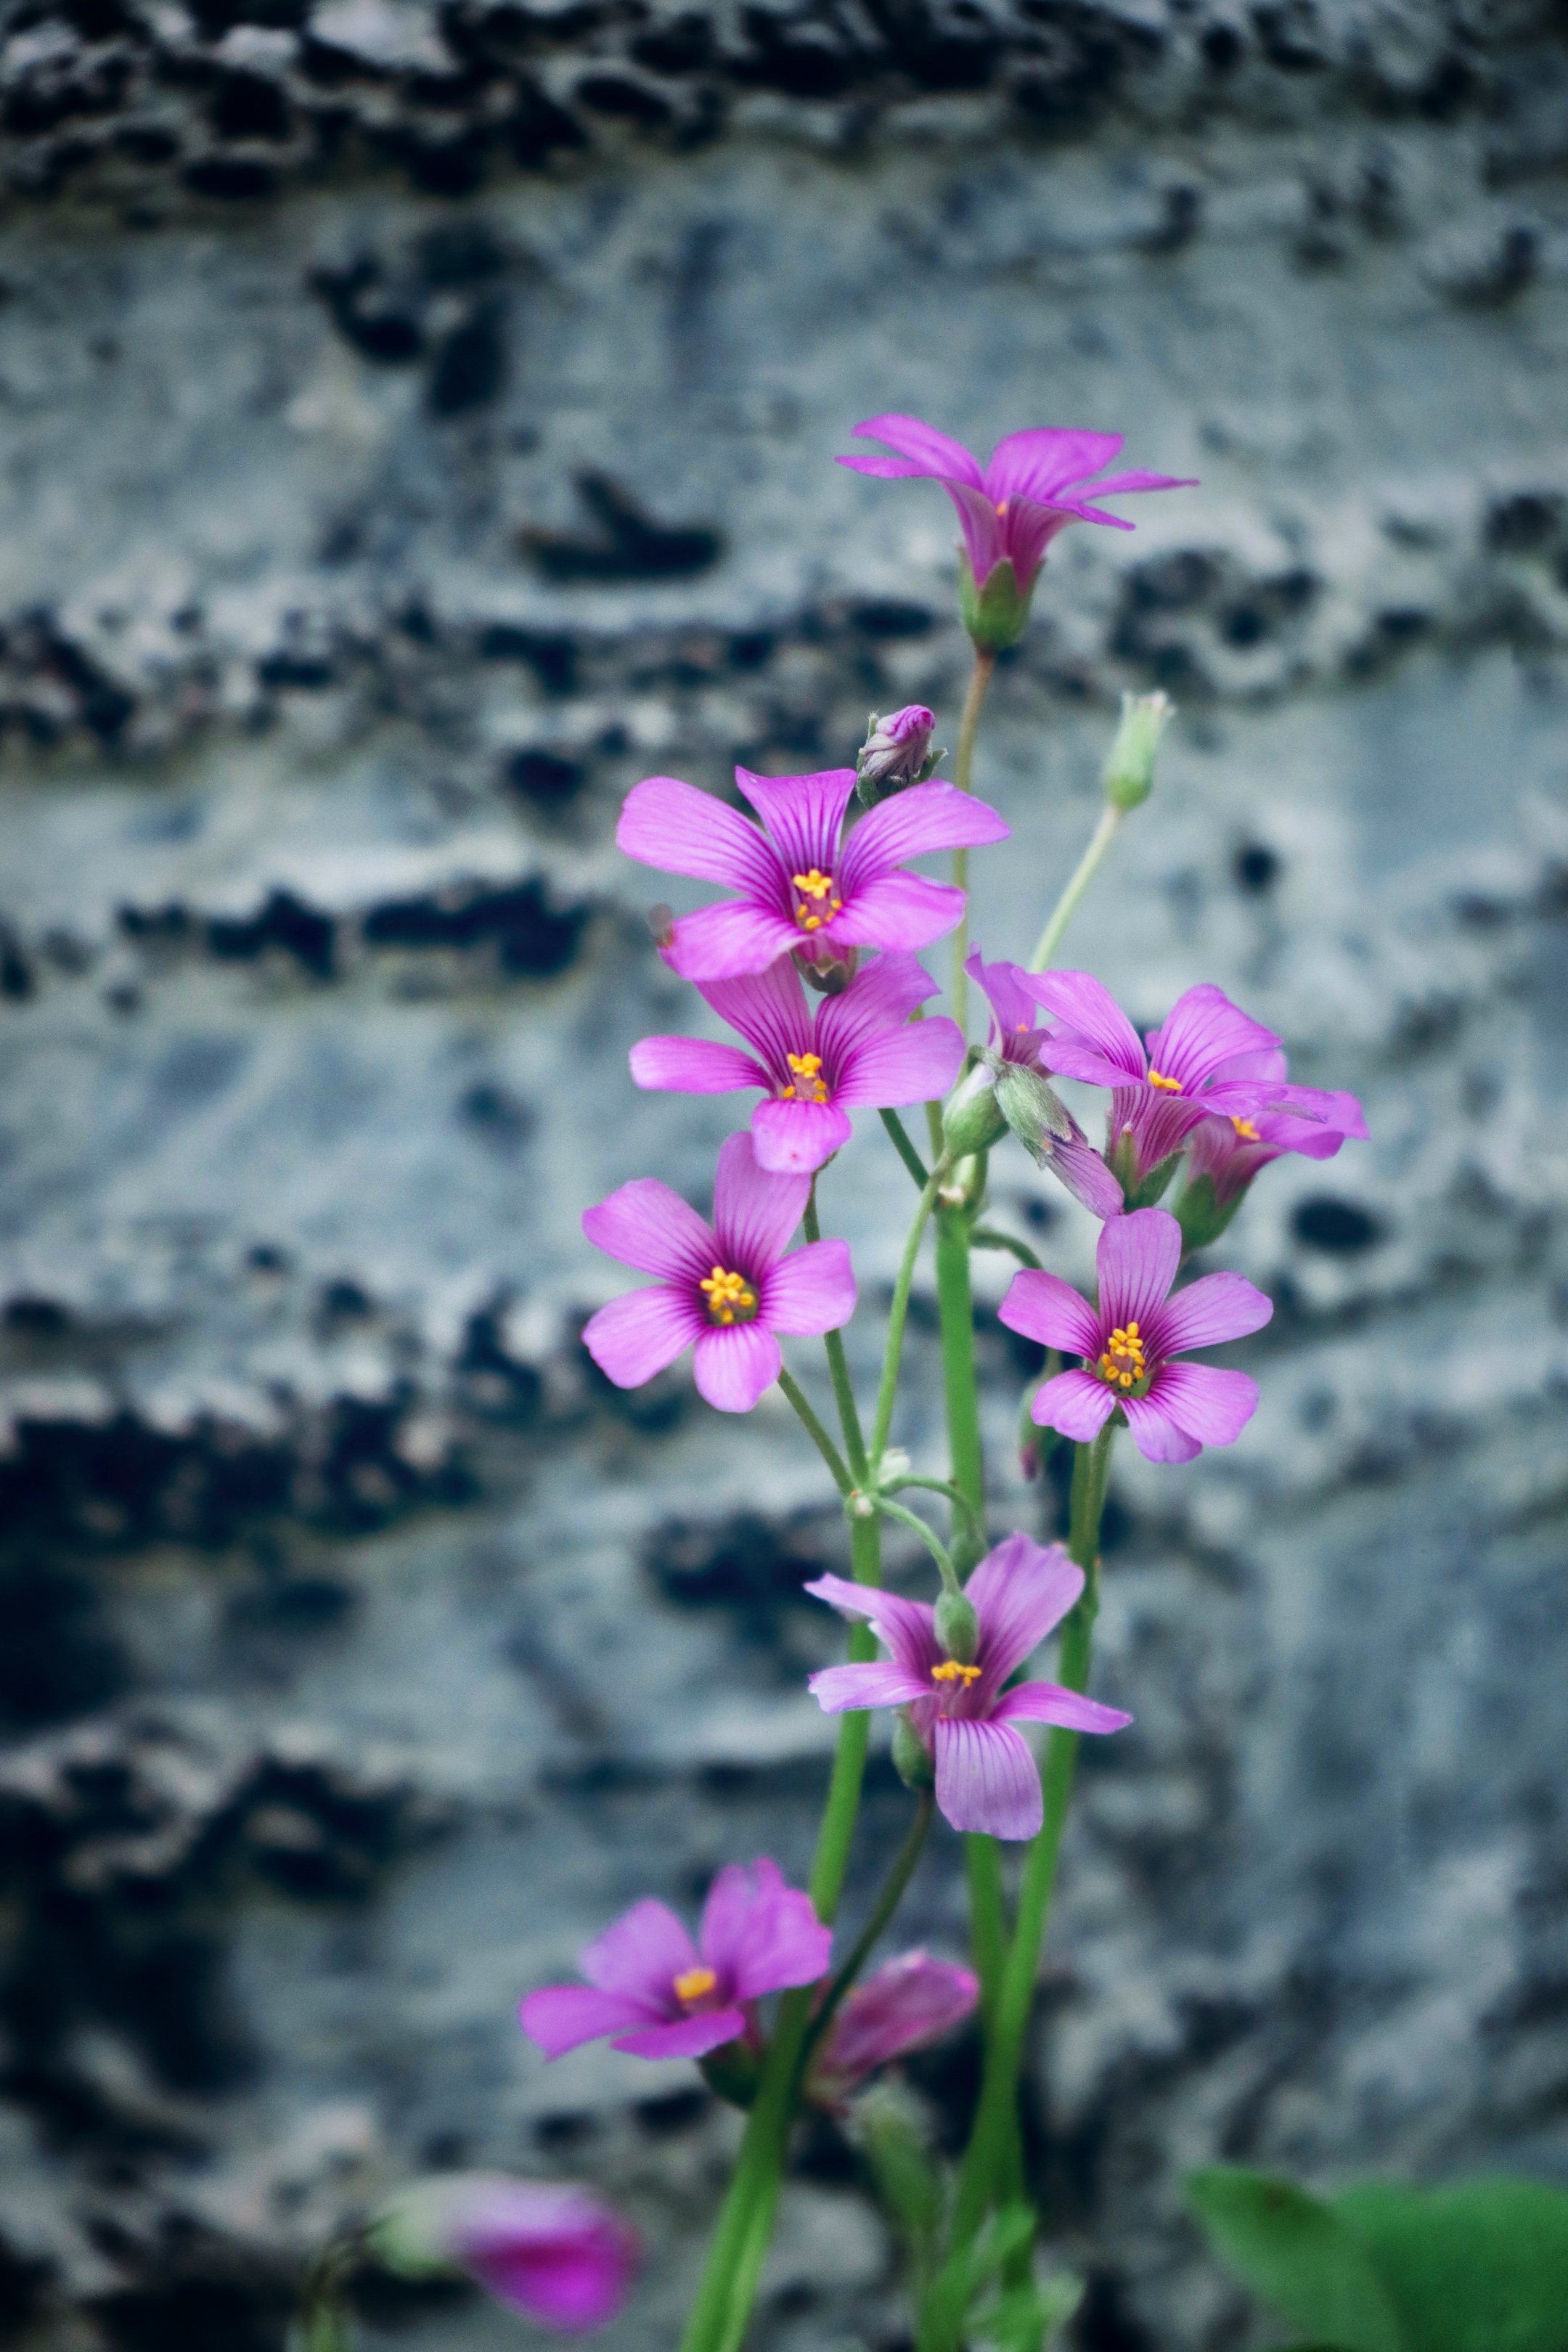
630, 952, 965, 1175
581, 1131, 854, 1413
617, 763, 1009, 982
857, 704, 940, 805
999, 1206, 1273, 1464
369, 2176, 638, 2333
807, 1534, 1130, 1840
808, 1951, 979, 2107
520, 1858, 830, 2062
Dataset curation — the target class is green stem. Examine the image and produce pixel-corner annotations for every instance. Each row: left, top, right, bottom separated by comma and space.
969, 1225, 1043, 1272
883, 1474, 985, 1556
950, 648, 997, 1035
776, 1368, 853, 1499
1027, 805, 1124, 973
964, 1836, 1007, 2029
934, 1209, 985, 1574
871, 1495, 957, 1591
870, 1169, 944, 1466
880, 1108, 930, 1189
805, 1185, 870, 1481
799, 1789, 936, 2080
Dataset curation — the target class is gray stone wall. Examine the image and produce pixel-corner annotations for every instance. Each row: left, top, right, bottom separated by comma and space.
0, 3, 1567, 2343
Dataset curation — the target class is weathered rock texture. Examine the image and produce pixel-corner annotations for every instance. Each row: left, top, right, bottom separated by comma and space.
0, 1, 1567, 2343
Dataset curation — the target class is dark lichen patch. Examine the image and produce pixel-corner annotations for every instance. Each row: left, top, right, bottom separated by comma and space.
520, 471, 724, 584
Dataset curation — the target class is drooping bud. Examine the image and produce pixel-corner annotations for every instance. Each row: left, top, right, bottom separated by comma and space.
369, 2176, 638, 2332
957, 556, 1036, 654
989, 1052, 1074, 1169
856, 704, 942, 807
809, 1956, 979, 2109
934, 1588, 979, 1665
942, 1062, 1008, 1159
891, 1712, 935, 1793
1102, 690, 1175, 812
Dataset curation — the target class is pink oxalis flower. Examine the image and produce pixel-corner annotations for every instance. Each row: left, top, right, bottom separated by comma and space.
1185, 1044, 1368, 1208
965, 949, 1124, 1220
630, 951, 965, 1175
520, 1858, 830, 2062
617, 762, 1009, 983
999, 1206, 1273, 1464
809, 1951, 979, 2108
581, 1130, 854, 1413
372, 2176, 639, 2333
807, 1535, 1130, 1841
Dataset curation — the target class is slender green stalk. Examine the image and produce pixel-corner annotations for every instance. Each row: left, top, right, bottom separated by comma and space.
934, 1209, 985, 1573
805, 1186, 870, 1480
964, 1836, 1007, 2028
880, 1108, 930, 1189
969, 1225, 1043, 1272
884, 1474, 984, 1556
950, 648, 997, 1034
870, 1170, 944, 1466
871, 1494, 957, 1590
1027, 805, 1123, 973
776, 1368, 853, 1499
925, 1097, 946, 1161
799, 1790, 935, 2078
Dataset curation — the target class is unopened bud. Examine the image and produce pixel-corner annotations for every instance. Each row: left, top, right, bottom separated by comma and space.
934, 1589, 979, 1665
1103, 691, 1175, 812
942, 1063, 1007, 1159
891, 1712, 935, 1792
856, 705, 942, 807
647, 902, 677, 950
991, 1055, 1074, 1169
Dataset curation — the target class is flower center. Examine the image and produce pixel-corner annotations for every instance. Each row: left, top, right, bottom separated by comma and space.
699, 1265, 759, 1326
931, 1661, 982, 1687
1148, 1069, 1183, 1093
792, 870, 844, 933
1230, 1115, 1261, 1141
1098, 1320, 1148, 1392
780, 1050, 830, 1106
995, 499, 1008, 517
673, 1965, 717, 2005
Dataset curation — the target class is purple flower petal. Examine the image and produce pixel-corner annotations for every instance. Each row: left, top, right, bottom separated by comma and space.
991, 1679, 1132, 1734
815, 950, 939, 1058
701, 1856, 831, 2001
967, 1533, 1083, 1689
711, 1130, 811, 1274
759, 1238, 857, 1333
699, 958, 813, 1074
666, 899, 802, 982
814, 1952, 979, 2094
1110, 1085, 1209, 1185
1120, 1392, 1202, 1463
1031, 1366, 1116, 1440
1151, 1269, 1273, 1357
1095, 1206, 1181, 1333
1142, 984, 1279, 1091
965, 948, 1039, 1043
612, 2009, 750, 2061
737, 766, 857, 882
581, 1288, 703, 1390
808, 1660, 934, 1712
942, 477, 1008, 582
692, 1323, 781, 1413
933, 1717, 1042, 1840
581, 1898, 697, 2003
840, 413, 985, 486
751, 1098, 854, 1174
630, 1036, 767, 1095
583, 1177, 714, 1281
520, 1985, 659, 2059
984, 428, 1124, 503
830, 870, 970, 953
804, 1573, 941, 1676
618, 775, 781, 897
1026, 969, 1147, 1083
997, 1267, 1102, 1360
1086, 468, 1200, 496
1045, 1130, 1127, 1221
1148, 1361, 1260, 1448
840, 781, 1011, 891
449, 2185, 639, 2331
831, 1021, 965, 1112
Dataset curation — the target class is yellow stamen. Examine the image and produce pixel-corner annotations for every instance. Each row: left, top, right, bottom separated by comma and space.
785, 1050, 829, 1106
995, 499, 1008, 517
698, 1265, 757, 1326
1097, 1318, 1148, 1392
674, 1966, 717, 2004
1231, 1116, 1261, 1142
791, 870, 842, 931
1148, 1069, 1183, 1092
931, 1660, 982, 1687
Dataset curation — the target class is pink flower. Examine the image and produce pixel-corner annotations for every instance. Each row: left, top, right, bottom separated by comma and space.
520, 1858, 831, 2063
998, 1206, 1273, 1465
1185, 1045, 1368, 1209
581, 1130, 855, 1413
809, 1951, 979, 2107
616, 763, 1009, 984
629, 952, 965, 1175
371, 2176, 639, 2334
806, 1534, 1130, 1841
1024, 971, 1363, 1199
857, 703, 939, 802
965, 948, 1124, 1219
838, 414, 1195, 597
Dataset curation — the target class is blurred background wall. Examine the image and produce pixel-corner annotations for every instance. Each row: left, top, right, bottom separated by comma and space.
0, 2, 1566, 2343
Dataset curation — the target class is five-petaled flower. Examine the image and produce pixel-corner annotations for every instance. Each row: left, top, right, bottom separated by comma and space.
581, 1130, 855, 1413
999, 1206, 1273, 1463
520, 1857, 831, 2062
965, 949, 1124, 1219
630, 952, 965, 1175
617, 763, 1009, 984
371, 2176, 640, 2334
807, 1951, 979, 2109
807, 1534, 1130, 1840
1024, 971, 1365, 1199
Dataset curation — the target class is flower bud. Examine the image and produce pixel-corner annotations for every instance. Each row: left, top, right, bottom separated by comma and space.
370, 2176, 638, 2332
856, 705, 942, 807
989, 1054, 1074, 1169
891, 1712, 935, 1792
934, 1589, 979, 1665
957, 556, 1034, 654
1102, 690, 1174, 812
942, 1063, 1008, 1159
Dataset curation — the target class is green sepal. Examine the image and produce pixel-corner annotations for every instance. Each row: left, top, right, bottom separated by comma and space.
1101, 690, 1174, 812
990, 1056, 1073, 1169
934, 1590, 980, 1664
944, 1065, 1008, 1159
958, 557, 1038, 653
699, 2038, 761, 2110
892, 1712, 936, 1792
1174, 1171, 1244, 1252
1127, 1148, 1185, 1209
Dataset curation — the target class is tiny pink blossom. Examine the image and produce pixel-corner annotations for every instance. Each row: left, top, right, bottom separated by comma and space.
617, 762, 1009, 984
372, 2176, 639, 2334
1185, 1045, 1368, 1208
965, 948, 1124, 1220
807, 1534, 1130, 1841
581, 1130, 855, 1413
998, 1206, 1273, 1465
809, 1951, 979, 2107
630, 952, 964, 1175
520, 1858, 831, 2064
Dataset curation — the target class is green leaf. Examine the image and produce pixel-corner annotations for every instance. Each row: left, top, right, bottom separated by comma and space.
971, 2274, 1084, 2352
1185, 2168, 1404, 2352
1334, 2179, 1568, 2352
